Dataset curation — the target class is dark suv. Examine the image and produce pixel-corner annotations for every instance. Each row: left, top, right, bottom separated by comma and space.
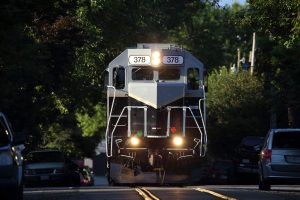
0, 112, 24, 200
235, 136, 264, 175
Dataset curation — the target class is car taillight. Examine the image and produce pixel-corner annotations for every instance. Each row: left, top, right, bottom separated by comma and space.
261, 149, 272, 161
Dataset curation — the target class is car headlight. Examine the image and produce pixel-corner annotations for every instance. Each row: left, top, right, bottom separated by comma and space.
130, 137, 140, 146
173, 136, 183, 146
0, 150, 13, 166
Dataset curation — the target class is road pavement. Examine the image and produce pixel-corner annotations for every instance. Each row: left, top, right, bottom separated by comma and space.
23, 176, 300, 200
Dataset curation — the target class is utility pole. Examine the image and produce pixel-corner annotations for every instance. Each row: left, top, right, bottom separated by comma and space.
250, 32, 256, 75
237, 48, 241, 72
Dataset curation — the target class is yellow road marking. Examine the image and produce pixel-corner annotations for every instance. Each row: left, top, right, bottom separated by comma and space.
194, 187, 237, 200
135, 187, 160, 200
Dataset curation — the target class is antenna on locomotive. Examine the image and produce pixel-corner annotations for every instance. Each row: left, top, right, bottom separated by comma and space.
137, 43, 179, 49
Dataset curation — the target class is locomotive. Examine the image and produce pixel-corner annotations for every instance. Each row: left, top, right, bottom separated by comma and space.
105, 43, 207, 185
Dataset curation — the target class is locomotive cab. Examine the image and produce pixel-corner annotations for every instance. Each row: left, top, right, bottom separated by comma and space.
105, 44, 207, 185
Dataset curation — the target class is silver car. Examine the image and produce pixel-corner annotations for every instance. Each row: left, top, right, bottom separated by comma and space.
258, 128, 300, 190
24, 150, 80, 186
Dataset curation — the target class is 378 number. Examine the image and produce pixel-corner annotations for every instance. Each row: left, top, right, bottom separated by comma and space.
134, 57, 146, 63
167, 56, 179, 63
129, 56, 150, 65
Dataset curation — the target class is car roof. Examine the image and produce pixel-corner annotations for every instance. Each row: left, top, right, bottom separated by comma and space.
271, 128, 300, 133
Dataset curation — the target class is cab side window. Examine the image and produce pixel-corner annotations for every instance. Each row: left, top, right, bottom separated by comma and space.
187, 68, 200, 90
113, 67, 125, 89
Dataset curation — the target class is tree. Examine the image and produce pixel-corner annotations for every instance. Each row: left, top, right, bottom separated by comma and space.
245, 0, 300, 127
206, 68, 268, 157
170, 2, 250, 71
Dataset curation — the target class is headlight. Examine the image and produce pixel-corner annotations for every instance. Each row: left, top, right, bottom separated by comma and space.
152, 51, 161, 67
130, 137, 140, 146
0, 150, 13, 166
173, 136, 183, 146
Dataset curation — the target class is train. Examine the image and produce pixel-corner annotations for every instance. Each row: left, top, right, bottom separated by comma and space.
105, 43, 207, 185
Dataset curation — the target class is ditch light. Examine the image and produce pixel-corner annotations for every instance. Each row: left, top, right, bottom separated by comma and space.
173, 136, 183, 146
130, 137, 140, 146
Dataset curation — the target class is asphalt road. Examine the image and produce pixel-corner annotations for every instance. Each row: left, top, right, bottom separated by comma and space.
24, 185, 300, 200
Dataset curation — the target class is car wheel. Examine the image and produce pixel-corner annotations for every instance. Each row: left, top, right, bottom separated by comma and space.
258, 171, 270, 190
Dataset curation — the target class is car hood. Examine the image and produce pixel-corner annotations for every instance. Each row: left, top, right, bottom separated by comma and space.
25, 162, 64, 169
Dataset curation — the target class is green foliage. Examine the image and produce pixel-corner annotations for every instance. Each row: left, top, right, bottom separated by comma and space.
247, 0, 300, 47
245, 0, 300, 127
41, 123, 79, 157
207, 68, 268, 156
76, 104, 106, 137
171, 2, 250, 71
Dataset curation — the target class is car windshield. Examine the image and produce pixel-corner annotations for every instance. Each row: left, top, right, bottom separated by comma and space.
27, 151, 65, 163
0, 120, 10, 147
272, 131, 300, 149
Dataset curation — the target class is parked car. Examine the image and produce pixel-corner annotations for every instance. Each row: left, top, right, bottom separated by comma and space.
258, 129, 300, 190
208, 159, 236, 184
0, 112, 24, 200
235, 136, 264, 175
24, 149, 80, 187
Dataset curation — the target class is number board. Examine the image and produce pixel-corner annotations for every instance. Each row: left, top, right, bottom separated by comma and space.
129, 56, 151, 65
163, 56, 184, 65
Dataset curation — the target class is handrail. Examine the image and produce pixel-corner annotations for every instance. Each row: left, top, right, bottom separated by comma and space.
105, 86, 116, 157
199, 98, 207, 144
106, 105, 148, 157
105, 85, 207, 157
166, 106, 207, 157
187, 107, 205, 157
108, 107, 128, 157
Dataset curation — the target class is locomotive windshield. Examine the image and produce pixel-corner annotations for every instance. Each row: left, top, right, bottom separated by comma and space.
158, 68, 180, 80
132, 67, 181, 81
132, 68, 153, 80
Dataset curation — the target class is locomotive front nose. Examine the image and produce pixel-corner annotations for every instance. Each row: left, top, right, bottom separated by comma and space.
128, 82, 185, 109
